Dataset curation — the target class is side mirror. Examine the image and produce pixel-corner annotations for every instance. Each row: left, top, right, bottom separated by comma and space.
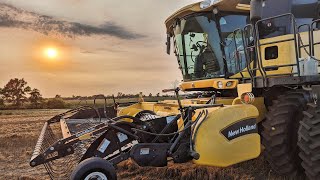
250, 0, 263, 23
166, 34, 171, 55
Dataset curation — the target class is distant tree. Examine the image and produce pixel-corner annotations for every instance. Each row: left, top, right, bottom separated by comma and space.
55, 94, 61, 98
117, 92, 123, 98
1, 78, 31, 107
0, 98, 4, 108
47, 98, 66, 109
156, 93, 160, 97
149, 93, 152, 97
0, 88, 3, 107
29, 88, 43, 108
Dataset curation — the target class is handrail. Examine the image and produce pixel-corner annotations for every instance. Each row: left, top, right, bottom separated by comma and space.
311, 19, 320, 57
230, 14, 318, 87
232, 28, 245, 79
254, 13, 301, 85
298, 24, 312, 57
93, 94, 108, 121
242, 24, 256, 85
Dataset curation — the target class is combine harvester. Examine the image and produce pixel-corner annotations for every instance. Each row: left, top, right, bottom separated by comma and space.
30, 0, 320, 179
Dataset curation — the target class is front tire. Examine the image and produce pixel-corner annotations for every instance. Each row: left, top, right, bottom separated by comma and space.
70, 157, 117, 180
261, 91, 310, 175
298, 103, 320, 179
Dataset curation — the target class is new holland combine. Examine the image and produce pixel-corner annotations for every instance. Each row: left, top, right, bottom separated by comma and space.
30, 0, 320, 179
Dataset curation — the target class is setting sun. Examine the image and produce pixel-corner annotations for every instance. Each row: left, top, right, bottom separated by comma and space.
45, 48, 58, 59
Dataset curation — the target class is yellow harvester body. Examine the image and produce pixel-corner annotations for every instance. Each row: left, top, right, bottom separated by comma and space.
119, 0, 320, 170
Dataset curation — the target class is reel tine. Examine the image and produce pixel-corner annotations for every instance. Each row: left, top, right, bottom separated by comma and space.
30, 122, 49, 163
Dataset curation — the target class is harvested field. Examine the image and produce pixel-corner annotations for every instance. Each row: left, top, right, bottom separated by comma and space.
0, 109, 296, 180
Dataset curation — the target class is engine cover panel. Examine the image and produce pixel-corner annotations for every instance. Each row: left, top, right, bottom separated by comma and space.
193, 104, 260, 167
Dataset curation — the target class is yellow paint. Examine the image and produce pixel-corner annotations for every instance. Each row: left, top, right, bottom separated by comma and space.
236, 3, 250, 11
299, 30, 320, 63
117, 93, 266, 168
179, 78, 239, 91
231, 30, 320, 78
259, 34, 297, 75
232, 97, 241, 105
119, 95, 266, 124
78, 133, 92, 141
237, 83, 252, 97
314, 30, 320, 60
229, 62, 254, 79
193, 104, 260, 167
251, 97, 266, 122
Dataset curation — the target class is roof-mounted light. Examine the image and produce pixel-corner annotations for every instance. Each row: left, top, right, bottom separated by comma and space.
200, 0, 220, 9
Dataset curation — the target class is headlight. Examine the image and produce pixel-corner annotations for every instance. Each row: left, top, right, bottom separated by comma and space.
226, 81, 233, 87
200, 0, 211, 9
200, 0, 219, 9
217, 81, 223, 89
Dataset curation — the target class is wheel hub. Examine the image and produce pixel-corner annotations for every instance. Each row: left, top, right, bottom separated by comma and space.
84, 172, 108, 180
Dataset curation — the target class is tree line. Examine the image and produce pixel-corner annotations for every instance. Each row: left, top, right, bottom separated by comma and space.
0, 78, 173, 110
0, 78, 66, 109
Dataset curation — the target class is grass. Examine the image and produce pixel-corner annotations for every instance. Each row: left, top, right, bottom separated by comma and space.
0, 109, 299, 180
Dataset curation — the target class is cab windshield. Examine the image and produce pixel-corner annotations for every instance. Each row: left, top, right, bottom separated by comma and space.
173, 13, 249, 81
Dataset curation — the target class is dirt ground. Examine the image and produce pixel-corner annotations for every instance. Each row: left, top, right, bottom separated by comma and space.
0, 109, 290, 180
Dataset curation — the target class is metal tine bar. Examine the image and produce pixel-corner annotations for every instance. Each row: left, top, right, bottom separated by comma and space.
38, 121, 111, 177
45, 139, 95, 179
46, 127, 56, 143
31, 122, 48, 161
46, 155, 76, 176
41, 128, 55, 154
44, 163, 55, 180
50, 160, 74, 176
35, 115, 140, 177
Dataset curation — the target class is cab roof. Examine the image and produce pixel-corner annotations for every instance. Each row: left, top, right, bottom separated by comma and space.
165, 0, 250, 34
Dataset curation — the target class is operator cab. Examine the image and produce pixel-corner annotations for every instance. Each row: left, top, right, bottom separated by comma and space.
173, 12, 249, 82
165, 0, 251, 91
166, 0, 320, 90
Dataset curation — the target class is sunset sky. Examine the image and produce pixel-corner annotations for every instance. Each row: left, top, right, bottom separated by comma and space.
0, 0, 199, 97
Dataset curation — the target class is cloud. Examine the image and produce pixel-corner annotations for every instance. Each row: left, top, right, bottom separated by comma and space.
0, 3, 144, 39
